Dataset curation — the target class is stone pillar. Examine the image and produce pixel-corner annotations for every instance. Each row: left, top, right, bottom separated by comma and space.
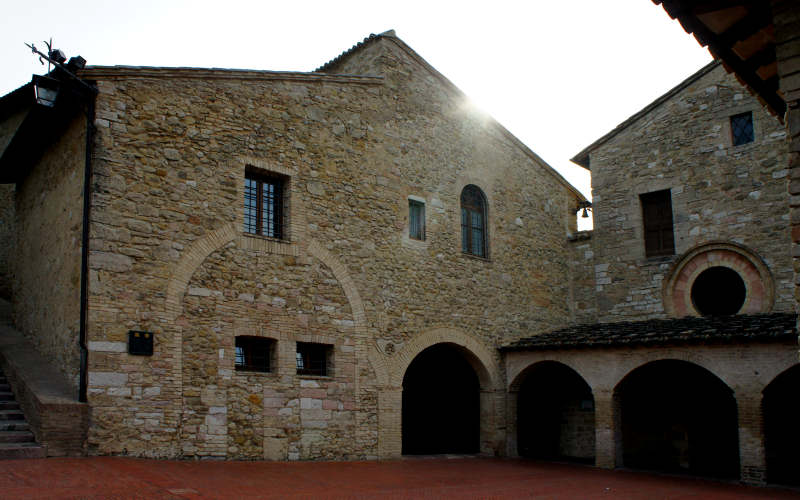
737, 393, 766, 484
505, 389, 518, 457
593, 390, 618, 469
377, 386, 402, 459
772, 1, 800, 340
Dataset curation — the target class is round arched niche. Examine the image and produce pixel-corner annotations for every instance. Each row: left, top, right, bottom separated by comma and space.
663, 242, 773, 317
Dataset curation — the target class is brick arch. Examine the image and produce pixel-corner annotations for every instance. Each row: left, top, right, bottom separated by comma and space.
163, 222, 387, 389
663, 242, 774, 317
387, 327, 501, 391
612, 357, 735, 397
508, 359, 591, 393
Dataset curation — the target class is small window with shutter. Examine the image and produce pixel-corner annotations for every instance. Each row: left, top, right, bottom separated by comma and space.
640, 190, 675, 257
409, 199, 425, 241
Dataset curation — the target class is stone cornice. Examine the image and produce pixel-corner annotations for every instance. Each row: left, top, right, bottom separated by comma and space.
79, 66, 384, 85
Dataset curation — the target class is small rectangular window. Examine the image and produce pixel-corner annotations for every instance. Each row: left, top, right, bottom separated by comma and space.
640, 190, 675, 257
409, 199, 425, 241
235, 336, 273, 373
244, 169, 285, 239
296, 342, 331, 376
730, 112, 754, 146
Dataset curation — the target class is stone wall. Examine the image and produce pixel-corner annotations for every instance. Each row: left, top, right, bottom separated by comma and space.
567, 231, 596, 324
13, 115, 85, 392
0, 184, 14, 298
585, 64, 792, 322
81, 34, 581, 458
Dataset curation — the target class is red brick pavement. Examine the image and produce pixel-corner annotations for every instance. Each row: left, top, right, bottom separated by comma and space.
0, 456, 797, 499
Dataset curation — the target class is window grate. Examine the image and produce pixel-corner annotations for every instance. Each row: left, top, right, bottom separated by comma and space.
730, 112, 754, 146
244, 171, 284, 239
296, 342, 330, 376
235, 336, 272, 373
461, 185, 487, 257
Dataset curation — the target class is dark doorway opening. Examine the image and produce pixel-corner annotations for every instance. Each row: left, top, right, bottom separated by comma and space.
517, 362, 595, 463
691, 266, 746, 316
617, 360, 739, 479
764, 365, 800, 486
402, 344, 480, 455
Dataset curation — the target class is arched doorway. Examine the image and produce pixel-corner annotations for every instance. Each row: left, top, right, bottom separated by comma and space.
516, 361, 595, 463
615, 360, 739, 479
402, 343, 480, 455
763, 364, 800, 486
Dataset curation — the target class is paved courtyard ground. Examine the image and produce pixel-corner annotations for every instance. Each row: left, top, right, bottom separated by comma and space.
0, 456, 798, 499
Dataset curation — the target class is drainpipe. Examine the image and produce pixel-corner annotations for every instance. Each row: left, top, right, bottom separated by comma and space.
78, 93, 95, 403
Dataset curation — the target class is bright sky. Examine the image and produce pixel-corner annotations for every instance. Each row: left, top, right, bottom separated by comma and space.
1, 0, 712, 227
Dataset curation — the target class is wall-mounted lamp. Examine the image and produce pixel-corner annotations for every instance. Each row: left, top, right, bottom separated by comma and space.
32, 74, 60, 108
576, 200, 593, 218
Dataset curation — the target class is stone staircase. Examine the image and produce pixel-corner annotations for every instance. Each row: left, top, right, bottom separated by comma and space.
0, 368, 45, 459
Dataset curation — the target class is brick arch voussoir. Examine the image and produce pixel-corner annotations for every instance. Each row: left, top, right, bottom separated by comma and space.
388, 328, 501, 391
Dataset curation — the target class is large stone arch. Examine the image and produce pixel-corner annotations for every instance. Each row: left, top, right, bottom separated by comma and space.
162, 222, 388, 447
612, 358, 740, 479
509, 360, 595, 462
377, 327, 503, 458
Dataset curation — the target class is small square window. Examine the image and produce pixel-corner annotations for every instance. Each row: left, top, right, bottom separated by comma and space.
409, 199, 425, 241
244, 168, 286, 239
235, 336, 273, 373
730, 112, 754, 146
296, 342, 331, 376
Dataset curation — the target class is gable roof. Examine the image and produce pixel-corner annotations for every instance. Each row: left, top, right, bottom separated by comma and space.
500, 312, 797, 351
570, 60, 720, 170
317, 31, 588, 203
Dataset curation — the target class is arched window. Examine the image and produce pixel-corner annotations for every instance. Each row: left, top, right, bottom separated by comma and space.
461, 185, 487, 257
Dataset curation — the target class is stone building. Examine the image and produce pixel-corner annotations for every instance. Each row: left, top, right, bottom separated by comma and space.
0, 32, 584, 461
0, 30, 797, 487
505, 61, 798, 485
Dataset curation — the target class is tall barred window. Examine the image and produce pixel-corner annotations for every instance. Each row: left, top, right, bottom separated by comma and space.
244, 169, 285, 239
461, 185, 488, 258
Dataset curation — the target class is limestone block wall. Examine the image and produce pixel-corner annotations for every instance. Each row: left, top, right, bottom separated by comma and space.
0, 184, 14, 298
587, 65, 792, 322
80, 36, 580, 458
567, 231, 596, 324
13, 116, 85, 392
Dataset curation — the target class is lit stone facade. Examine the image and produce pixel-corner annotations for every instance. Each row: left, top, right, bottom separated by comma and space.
571, 62, 792, 324
0, 33, 583, 459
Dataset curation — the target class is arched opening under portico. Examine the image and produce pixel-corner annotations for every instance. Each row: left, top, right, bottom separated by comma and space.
615, 360, 739, 479
401, 343, 480, 455
763, 364, 800, 486
515, 361, 595, 463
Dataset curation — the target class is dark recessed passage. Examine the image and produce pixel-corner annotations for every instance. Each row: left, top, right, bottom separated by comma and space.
691, 266, 746, 316
402, 344, 479, 455
517, 362, 595, 464
764, 365, 800, 486
617, 360, 740, 479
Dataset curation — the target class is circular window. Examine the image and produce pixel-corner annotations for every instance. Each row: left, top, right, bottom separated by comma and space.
690, 266, 746, 316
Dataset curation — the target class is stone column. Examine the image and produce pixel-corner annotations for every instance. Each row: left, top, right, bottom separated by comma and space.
377, 386, 402, 459
737, 392, 766, 484
772, 1, 800, 335
505, 389, 518, 457
593, 390, 618, 469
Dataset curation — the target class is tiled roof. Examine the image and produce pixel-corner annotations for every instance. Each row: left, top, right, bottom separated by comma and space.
315, 32, 386, 73
500, 313, 797, 351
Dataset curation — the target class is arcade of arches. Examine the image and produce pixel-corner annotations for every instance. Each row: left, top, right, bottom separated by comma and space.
503, 340, 798, 485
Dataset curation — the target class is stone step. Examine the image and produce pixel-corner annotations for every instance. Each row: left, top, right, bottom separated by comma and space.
0, 410, 24, 421
0, 442, 46, 460
0, 421, 29, 432
0, 431, 35, 444
0, 384, 9, 392
0, 392, 12, 401
0, 401, 19, 411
